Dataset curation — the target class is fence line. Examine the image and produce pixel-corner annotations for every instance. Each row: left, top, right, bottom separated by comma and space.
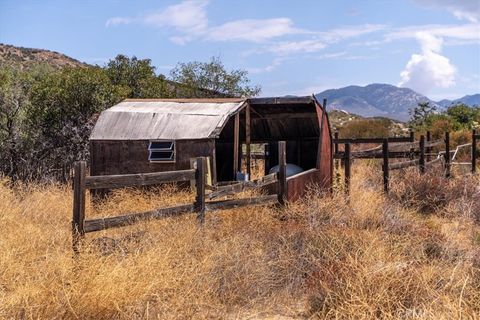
335, 130, 478, 195
72, 142, 288, 253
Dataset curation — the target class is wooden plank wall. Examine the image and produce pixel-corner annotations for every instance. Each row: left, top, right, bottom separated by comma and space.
90, 139, 215, 176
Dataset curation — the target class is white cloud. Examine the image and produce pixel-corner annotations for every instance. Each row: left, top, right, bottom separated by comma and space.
314, 51, 372, 60
388, 23, 480, 43
267, 39, 326, 55
247, 57, 288, 74
316, 24, 386, 43
399, 32, 456, 93
106, 1, 299, 44
207, 18, 302, 42
143, 0, 209, 34
106, 2, 385, 49
105, 0, 209, 42
413, 0, 480, 22
105, 17, 133, 27
262, 24, 385, 56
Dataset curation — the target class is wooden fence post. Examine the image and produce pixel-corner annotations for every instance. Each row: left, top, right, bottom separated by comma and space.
245, 105, 251, 179
195, 157, 206, 224
72, 161, 87, 253
473, 129, 477, 174
344, 143, 351, 195
278, 141, 287, 206
409, 130, 415, 142
334, 131, 339, 155
334, 132, 340, 187
426, 131, 431, 163
419, 135, 425, 174
382, 139, 389, 194
445, 131, 451, 178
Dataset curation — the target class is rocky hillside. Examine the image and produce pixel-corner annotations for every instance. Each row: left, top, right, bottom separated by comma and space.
317, 83, 434, 122
0, 43, 86, 69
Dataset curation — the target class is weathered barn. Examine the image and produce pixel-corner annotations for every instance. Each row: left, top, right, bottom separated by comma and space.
89, 96, 333, 200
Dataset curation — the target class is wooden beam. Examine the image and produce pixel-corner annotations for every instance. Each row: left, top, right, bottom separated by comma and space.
382, 139, 389, 193
84, 169, 195, 190
233, 113, 240, 178
334, 136, 414, 144
389, 159, 419, 170
334, 131, 340, 188
72, 161, 87, 253
247, 96, 314, 105
473, 129, 477, 174
445, 131, 451, 178
278, 141, 287, 205
409, 130, 415, 142
246, 104, 251, 179
195, 157, 206, 224
334, 132, 339, 154
419, 135, 425, 174
249, 113, 318, 120
206, 194, 278, 211
344, 143, 351, 195
334, 150, 421, 159
208, 173, 278, 199
426, 131, 431, 162
84, 204, 194, 233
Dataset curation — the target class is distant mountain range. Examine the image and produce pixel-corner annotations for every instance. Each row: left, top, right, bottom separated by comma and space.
316, 84, 479, 122
1, 44, 478, 123
436, 94, 480, 108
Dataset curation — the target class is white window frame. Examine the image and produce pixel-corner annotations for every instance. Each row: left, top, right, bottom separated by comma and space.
148, 140, 176, 163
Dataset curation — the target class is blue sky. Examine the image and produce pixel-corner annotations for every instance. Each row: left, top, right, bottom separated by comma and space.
1, 0, 479, 100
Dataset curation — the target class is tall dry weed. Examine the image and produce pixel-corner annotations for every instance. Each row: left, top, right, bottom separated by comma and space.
1, 164, 479, 319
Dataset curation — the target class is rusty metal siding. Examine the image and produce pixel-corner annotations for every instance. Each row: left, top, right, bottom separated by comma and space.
286, 169, 324, 201
315, 101, 333, 189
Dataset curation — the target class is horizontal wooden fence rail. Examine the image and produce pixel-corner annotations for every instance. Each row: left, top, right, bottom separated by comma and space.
84, 204, 195, 233
208, 173, 278, 199
72, 142, 289, 253
72, 159, 206, 253
333, 136, 414, 144
207, 194, 278, 211
335, 151, 420, 159
85, 169, 196, 189
334, 130, 480, 195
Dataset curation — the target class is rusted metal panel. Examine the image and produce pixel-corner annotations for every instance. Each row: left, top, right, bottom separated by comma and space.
286, 169, 325, 201
314, 100, 333, 192
90, 100, 246, 140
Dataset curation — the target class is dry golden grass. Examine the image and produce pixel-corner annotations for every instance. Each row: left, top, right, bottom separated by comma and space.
1, 164, 479, 319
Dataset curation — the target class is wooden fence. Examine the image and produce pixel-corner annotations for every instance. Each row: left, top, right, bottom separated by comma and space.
72, 141, 288, 253
334, 130, 479, 195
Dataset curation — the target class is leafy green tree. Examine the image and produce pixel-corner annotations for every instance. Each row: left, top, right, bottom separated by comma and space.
170, 56, 261, 98
27, 66, 128, 180
409, 102, 437, 128
0, 66, 32, 179
445, 103, 479, 129
105, 54, 171, 98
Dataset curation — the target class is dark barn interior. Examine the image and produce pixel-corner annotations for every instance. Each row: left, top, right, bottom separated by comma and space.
216, 97, 324, 182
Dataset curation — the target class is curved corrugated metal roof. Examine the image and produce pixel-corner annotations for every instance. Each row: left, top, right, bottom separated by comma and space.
90, 99, 246, 140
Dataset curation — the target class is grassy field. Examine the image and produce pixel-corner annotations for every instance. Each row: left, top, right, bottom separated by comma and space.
1, 164, 479, 319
